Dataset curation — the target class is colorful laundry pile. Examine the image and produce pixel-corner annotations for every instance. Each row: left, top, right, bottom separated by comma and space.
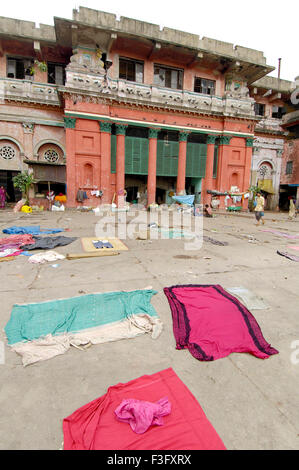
5, 289, 162, 366
164, 284, 278, 362
0, 234, 35, 257
63, 368, 226, 450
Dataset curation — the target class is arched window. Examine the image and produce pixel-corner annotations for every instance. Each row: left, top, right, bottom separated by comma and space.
230, 172, 239, 188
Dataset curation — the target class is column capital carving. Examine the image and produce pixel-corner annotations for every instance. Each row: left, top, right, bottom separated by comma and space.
219, 135, 231, 145
148, 128, 160, 139
246, 137, 254, 147
115, 123, 128, 135
207, 134, 218, 145
179, 131, 190, 142
99, 121, 112, 133
22, 122, 35, 134
64, 117, 76, 129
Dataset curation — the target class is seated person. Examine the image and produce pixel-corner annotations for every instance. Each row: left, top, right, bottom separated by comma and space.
204, 204, 213, 218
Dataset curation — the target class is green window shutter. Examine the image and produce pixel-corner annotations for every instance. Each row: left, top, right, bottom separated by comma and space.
125, 137, 149, 175
156, 140, 179, 176
125, 138, 133, 174
213, 145, 218, 178
186, 143, 207, 178
111, 135, 116, 174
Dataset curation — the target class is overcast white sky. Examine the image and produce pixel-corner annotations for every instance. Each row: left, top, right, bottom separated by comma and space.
1, 0, 298, 81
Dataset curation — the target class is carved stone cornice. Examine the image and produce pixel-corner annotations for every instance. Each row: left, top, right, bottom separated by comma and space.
61, 71, 257, 121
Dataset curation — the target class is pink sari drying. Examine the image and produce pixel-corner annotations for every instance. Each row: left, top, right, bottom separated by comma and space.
164, 285, 278, 361
63, 368, 226, 450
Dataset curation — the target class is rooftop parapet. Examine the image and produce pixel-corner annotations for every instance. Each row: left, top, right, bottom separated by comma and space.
0, 16, 56, 42
252, 76, 295, 93
71, 6, 270, 67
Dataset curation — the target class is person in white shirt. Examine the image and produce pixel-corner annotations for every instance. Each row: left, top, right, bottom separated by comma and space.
254, 192, 265, 226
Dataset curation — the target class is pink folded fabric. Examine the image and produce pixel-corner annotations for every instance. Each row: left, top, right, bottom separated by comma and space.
115, 397, 171, 434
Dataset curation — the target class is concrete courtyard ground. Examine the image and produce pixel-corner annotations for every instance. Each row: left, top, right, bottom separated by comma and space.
0, 206, 298, 450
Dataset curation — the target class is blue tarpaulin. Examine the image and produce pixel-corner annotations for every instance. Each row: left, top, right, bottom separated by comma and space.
172, 195, 195, 206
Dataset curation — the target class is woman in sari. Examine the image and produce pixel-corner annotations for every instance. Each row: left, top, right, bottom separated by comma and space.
0, 186, 7, 209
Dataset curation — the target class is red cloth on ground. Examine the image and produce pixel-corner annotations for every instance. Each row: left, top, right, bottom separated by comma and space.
63, 368, 226, 450
164, 285, 279, 362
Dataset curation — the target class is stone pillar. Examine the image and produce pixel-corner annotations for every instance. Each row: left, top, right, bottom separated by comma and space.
176, 131, 189, 195
242, 138, 254, 210
115, 124, 127, 208
202, 134, 217, 205
217, 135, 231, 209
99, 121, 112, 204
22, 123, 34, 160
147, 128, 159, 206
64, 117, 77, 207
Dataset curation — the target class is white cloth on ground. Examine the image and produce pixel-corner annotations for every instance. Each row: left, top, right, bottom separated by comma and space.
10, 314, 163, 366
28, 251, 65, 264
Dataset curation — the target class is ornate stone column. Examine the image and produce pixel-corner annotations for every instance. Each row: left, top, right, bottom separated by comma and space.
242, 137, 254, 210
176, 131, 189, 195
99, 121, 112, 204
217, 135, 231, 209
202, 134, 217, 205
147, 128, 159, 206
64, 117, 77, 207
115, 123, 127, 208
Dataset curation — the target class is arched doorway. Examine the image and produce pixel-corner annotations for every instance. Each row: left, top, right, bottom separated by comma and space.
0, 139, 23, 202
257, 162, 275, 210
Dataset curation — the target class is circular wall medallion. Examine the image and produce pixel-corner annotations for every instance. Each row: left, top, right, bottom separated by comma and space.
44, 149, 59, 163
0, 145, 16, 160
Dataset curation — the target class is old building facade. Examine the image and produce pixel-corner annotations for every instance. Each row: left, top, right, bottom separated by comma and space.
0, 7, 296, 210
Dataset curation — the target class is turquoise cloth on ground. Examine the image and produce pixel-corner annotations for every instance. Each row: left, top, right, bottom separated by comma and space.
172, 195, 195, 206
5, 289, 158, 346
3, 226, 64, 235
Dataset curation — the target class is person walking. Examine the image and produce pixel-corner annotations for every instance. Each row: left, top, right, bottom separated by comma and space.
289, 198, 296, 220
254, 192, 265, 226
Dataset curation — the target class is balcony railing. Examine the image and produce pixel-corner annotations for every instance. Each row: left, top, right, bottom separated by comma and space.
63, 71, 256, 119
0, 78, 61, 106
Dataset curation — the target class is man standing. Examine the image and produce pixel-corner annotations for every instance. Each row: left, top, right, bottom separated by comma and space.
254, 192, 265, 226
